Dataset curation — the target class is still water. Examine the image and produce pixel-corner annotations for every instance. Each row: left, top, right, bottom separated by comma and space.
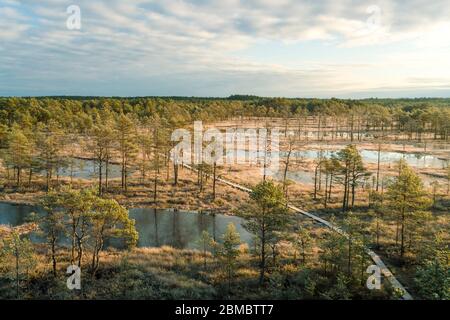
230, 149, 448, 169
55, 158, 122, 179
0, 203, 252, 250
54, 151, 446, 182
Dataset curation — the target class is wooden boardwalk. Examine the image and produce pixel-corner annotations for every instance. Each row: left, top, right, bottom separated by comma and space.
183, 163, 413, 300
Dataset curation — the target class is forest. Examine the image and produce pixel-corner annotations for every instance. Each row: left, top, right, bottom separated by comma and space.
0, 96, 448, 300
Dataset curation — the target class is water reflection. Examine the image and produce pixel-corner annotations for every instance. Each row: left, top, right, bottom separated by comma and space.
55, 158, 123, 179
0, 203, 252, 250
230, 149, 447, 169
130, 208, 251, 249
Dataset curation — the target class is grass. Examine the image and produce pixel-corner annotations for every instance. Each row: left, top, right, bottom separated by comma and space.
0, 237, 398, 300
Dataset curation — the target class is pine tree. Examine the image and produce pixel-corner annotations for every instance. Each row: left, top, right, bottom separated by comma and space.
197, 230, 214, 269
336, 145, 369, 211
90, 197, 138, 276
240, 181, 291, 285
292, 227, 313, 265
217, 223, 241, 291
90, 123, 115, 195
4, 126, 32, 187
0, 231, 36, 298
341, 212, 364, 275
39, 191, 66, 276
35, 122, 65, 191
387, 160, 431, 260
320, 221, 347, 274
415, 233, 449, 300
116, 114, 138, 193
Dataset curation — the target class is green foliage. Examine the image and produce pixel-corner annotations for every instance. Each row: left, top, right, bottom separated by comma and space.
197, 230, 215, 269
341, 212, 365, 275
320, 227, 347, 274
215, 223, 241, 291
3, 126, 33, 187
0, 231, 36, 298
322, 273, 351, 300
116, 114, 138, 192
37, 188, 138, 275
387, 161, 432, 259
292, 227, 314, 265
90, 197, 138, 274
414, 231, 449, 299
335, 145, 370, 211
240, 181, 291, 284
414, 260, 449, 300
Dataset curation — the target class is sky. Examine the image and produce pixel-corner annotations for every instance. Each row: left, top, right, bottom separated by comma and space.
1, 0, 450, 98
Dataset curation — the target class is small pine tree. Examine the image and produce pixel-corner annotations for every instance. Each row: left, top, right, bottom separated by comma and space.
239, 181, 291, 285
197, 230, 214, 269
387, 160, 431, 260
293, 227, 313, 265
0, 231, 36, 298
217, 223, 241, 292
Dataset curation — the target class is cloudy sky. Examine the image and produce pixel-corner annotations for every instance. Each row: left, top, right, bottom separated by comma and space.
1, 0, 450, 97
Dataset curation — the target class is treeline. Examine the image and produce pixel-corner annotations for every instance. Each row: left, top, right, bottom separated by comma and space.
0, 96, 449, 194
1, 97, 449, 139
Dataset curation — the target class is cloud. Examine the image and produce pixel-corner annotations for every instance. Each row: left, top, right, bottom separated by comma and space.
0, 6, 31, 40
0, 0, 449, 97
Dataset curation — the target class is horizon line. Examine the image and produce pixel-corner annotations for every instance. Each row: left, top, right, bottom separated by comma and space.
2, 95, 450, 101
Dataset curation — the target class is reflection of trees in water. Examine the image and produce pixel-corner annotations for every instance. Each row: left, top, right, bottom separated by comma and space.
195, 212, 206, 250
172, 210, 184, 248
195, 212, 217, 247
170, 211, 219, 249
212, 213, 216, 242
197, 212, 206, 236
0, 204, 40, 229
131, 209, 154, 247
153, 208, 159, 247
2, 206, 251, 250
54, 159, 124, 180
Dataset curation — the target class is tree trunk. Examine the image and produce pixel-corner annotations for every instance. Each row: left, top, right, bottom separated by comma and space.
28, 168, 32, 187
324, 172, 329, 207
124, 161, 128, 193
376, 217, 380, 249
51, 234, 57, 277
283, 149, 292, 196
121, 153, 125, 190
71, 222, 76, 265
328, 173, 333, 201
17, 167, 21, 187
342, 170, 348, 212
98, 159, 103, 196
351, 181, 356, 208
314, 165, 319, 200
259, 230, 266, 285
376, 143, 381, 191
212, 162, 217, 200
173, 163, 179, 186
347, 237, 352, 275
400, 210, 405, 259
15, 245, 19, 298
105, 155, 109, 192
153, 171, 158, 204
